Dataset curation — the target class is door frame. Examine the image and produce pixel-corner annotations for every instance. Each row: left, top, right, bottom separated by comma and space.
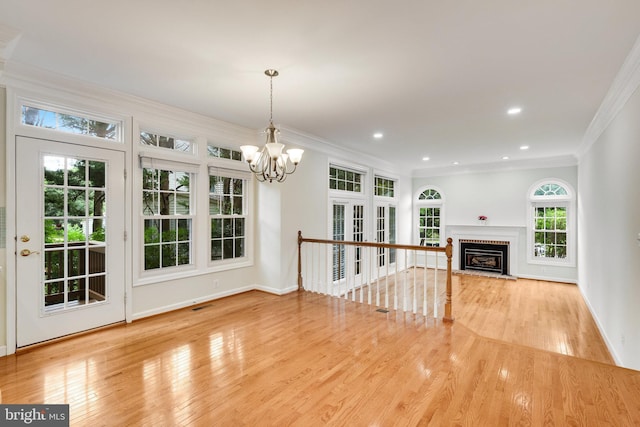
328, 197, 369, 294
15, 137, 127, 346
4, 90, 133, 355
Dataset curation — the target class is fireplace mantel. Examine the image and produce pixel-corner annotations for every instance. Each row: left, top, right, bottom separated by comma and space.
447, 225, 522, 276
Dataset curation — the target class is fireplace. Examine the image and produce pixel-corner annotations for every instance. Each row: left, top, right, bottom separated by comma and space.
460, 239, 509, 275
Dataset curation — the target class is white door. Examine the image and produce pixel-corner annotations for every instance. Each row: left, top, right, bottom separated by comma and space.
375, 203, 397, 269
331, 201, 366, 291
16, 136, 125, 347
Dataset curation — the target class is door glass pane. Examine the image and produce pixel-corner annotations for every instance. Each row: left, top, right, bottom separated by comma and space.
332, 204, 345, 281
377, 206, 386, 267
389, 206, 397, 264
353, 205, 364, 275
42, 156, 109, 312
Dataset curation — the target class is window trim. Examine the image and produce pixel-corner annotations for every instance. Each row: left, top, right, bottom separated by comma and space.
208, 166, 251, 267
139, 164, 196, 277
329, 162, 368, 196
17, 97, 125, 143
526, 178, 576, 267
373, 175, 397, 199
414, 185, 445, 247
139, 129, 196, 155
133, 122, 256, 286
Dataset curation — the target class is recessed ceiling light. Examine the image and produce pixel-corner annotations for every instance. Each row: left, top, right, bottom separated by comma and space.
373, 132, 383, 139
422, 156, 430, 161
507, 107, 522, 115
452, 161, 459, 165
520, 145, 529, 150
502, 156, 510, 160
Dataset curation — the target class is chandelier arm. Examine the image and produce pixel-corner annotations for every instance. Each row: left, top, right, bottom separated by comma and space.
286, 163, 298, 175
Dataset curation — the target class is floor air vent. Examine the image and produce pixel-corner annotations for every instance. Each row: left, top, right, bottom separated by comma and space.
192, 304, 212, 311
376, 308, 389, 313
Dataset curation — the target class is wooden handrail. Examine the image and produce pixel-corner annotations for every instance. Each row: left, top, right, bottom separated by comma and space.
298, 233, 448, 252
297, 230, 454, 322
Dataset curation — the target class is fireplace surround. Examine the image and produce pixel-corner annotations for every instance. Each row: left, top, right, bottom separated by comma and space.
448, 225, 520, 277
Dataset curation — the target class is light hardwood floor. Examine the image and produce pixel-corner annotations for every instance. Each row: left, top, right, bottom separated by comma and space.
1, 277, 639, 426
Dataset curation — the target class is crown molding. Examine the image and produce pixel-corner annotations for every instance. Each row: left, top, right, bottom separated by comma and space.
577, 34, 640, 158
279, 125, 399, 174
0, 23, 21, 78
412, 155, 578, 178
1, 60, 255, 143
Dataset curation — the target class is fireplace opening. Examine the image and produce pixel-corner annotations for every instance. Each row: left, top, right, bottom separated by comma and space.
460, 240, 509, 275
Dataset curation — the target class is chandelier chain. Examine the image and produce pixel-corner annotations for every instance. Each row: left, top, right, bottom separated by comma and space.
269, 74, 274, 123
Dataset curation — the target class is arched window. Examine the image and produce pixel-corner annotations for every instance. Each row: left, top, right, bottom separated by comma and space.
419, 188, 441, 200
528, 179, 574, 264
416, 187, 444, 247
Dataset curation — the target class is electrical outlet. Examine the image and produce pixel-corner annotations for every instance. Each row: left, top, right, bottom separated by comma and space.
621, 334, 626, 346
213, 279, 219, 289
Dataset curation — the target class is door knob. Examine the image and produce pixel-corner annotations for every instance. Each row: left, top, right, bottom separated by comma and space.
20, 235, 30, 242
20, 249, 40, 256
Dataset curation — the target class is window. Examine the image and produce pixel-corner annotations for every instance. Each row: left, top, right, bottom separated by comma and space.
416, 187, 443, 247
330, 166, 363, 192
374, 176, 395, 197
21, 104, 121, 141
209, 169, 247, 262
533, 206, 567, 258
419, 188, 441, 200
529, 180, 574, 264
142, 166, 193, 270
140, 131, 193, 153
208, 145, 242, 161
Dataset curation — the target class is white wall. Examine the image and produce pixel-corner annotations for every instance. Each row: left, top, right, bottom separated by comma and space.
277, 147, 329, 290
1, 65, 417, 352
0, 86, 6, 354
578, 86, 640, 370
1, 69, 267, 352
275, 147, 414, 291
413, 166, 578, 282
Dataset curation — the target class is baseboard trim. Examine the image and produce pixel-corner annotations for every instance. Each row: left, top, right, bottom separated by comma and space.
0, 345, 6, 357
515, 274, 577, 284
131, 284, 298, 321
254, 284, 299, 295
576, 284, 623, 367
131, 286, 254, 321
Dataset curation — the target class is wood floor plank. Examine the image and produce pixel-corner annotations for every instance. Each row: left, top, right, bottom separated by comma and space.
0, 278, 638, 426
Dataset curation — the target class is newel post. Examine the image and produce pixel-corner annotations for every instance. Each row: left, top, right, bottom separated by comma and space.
443, 237, 454, 322
297, 230, 303, 291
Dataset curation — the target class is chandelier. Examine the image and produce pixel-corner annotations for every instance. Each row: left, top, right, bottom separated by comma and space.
240, 69, 304, 183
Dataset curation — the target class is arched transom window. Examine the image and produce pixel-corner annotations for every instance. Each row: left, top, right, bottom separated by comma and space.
419, 188, 442, 200
416, 187, 443, 247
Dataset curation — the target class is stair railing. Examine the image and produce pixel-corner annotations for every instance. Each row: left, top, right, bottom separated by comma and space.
297, 231, 454, 322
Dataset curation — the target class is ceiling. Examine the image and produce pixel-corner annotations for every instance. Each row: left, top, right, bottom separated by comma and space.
1, 1, 639, 175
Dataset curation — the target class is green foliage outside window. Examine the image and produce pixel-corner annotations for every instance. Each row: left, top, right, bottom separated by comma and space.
419, 207, 441, 247
210, 175, 246, 261
330, 167, 362, 192
533, 206, 567, 259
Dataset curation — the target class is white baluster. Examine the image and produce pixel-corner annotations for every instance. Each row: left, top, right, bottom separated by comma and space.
433, 251, 439, 318
423, 248, 428, 317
